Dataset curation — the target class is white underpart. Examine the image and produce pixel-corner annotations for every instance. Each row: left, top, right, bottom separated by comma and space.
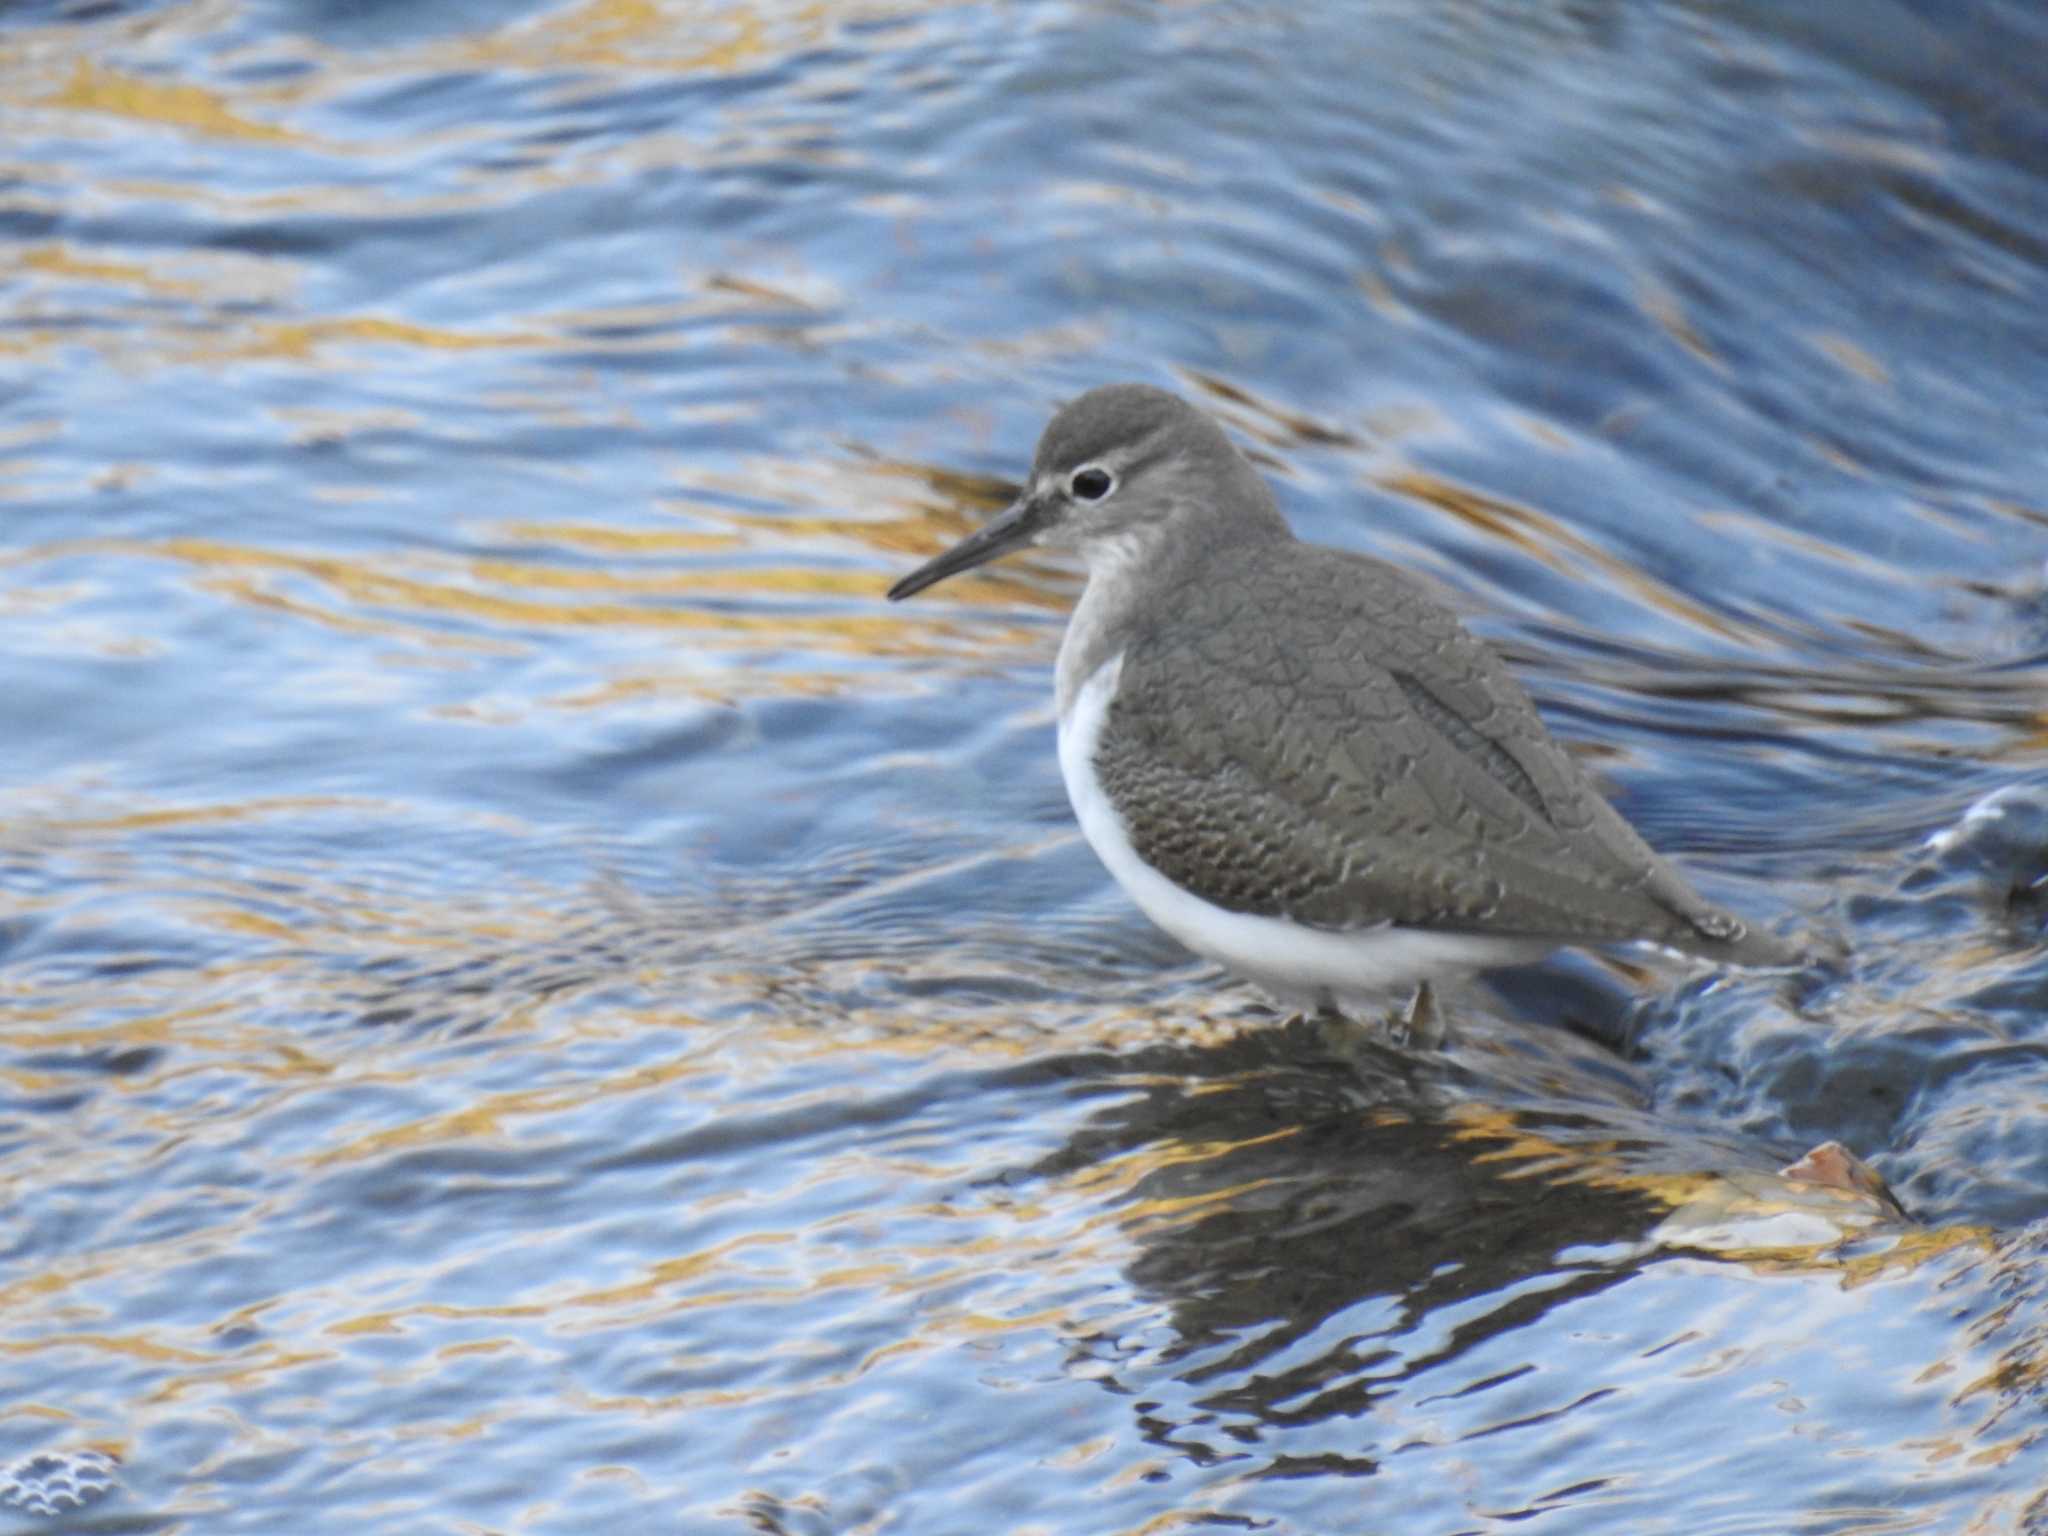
1057, 654, 1551, 1007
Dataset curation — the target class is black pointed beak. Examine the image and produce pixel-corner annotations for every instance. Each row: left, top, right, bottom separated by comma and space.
886, 493, 1047, 601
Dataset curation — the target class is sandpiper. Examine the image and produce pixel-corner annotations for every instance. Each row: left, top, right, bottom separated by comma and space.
888, 384, 1793, 1017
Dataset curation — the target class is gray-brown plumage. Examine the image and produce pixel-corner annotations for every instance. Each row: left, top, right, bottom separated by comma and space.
888, 382, 1795, 1006
1094, 538, 1779, 959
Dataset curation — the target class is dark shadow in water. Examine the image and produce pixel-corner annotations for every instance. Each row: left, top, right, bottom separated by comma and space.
997, 1015, 2048, 1497
337, 914, 638, 1036
1013, 1017, 1696, 1461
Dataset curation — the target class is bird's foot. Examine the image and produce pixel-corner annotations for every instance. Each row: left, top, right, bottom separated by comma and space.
1392, 980, 1450, 1051
1308, 981, 1451, 1056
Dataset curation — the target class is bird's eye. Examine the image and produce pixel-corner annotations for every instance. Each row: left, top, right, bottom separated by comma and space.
1070, 467, 1115, 501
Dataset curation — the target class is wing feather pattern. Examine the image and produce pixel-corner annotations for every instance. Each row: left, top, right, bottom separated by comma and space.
1089, 540, 1786, 962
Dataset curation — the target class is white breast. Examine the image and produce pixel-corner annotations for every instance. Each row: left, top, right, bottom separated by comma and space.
1055, 655, 1551, 1008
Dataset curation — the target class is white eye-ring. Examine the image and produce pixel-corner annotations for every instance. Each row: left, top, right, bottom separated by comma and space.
1069, 465, 1116, 501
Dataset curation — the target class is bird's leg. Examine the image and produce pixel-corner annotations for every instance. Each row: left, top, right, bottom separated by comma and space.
1308, 982, 1449, 1057
1307, 994, 1371, 1059
1392, 980, 1449, 1051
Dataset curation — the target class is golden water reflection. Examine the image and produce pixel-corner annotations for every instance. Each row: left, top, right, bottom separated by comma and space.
7, 522, 1054, 695
45, 59, 306, 146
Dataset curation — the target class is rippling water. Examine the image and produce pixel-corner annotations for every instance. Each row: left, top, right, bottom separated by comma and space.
3, 0, 2047, 1530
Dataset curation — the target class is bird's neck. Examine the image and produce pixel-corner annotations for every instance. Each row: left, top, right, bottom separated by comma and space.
1055, 462, 1292, 716
1054, 518, 1281, 717
1056, 527, 1158, 717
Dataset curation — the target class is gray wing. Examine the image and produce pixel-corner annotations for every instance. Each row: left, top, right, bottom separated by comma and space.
1092, 541, 1780, 959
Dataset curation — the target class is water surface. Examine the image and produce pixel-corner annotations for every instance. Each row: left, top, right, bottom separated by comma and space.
3, 0, 2047, 1530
